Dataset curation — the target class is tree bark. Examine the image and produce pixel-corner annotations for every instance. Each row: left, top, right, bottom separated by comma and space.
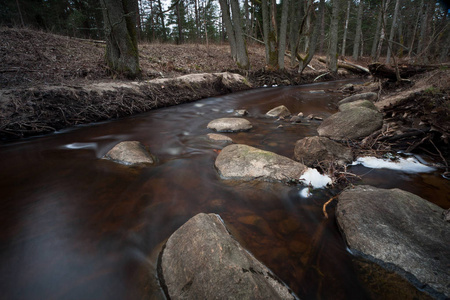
375, 0, 390, 62
386, 0, 401, 64
371, 4, 383, 59
289, 0, 302, 65
318, 0, 326, 54
229, 0, 250, 69
298, 2, 321, 74
278, 0, 290, 69
218, 0, 237, 60
352, 0, 364, 60
341, 0, 351, 56
100, 0, 140, 78
262, 0, 270, 63
328, 0, 339, 74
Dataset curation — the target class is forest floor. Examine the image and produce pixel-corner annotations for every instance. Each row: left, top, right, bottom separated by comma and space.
0, 27, 449, 169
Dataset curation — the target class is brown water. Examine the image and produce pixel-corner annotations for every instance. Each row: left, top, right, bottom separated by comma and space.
1, 81, 449, 300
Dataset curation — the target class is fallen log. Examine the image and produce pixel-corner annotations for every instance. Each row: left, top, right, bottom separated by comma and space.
368, 62, 449, 81
317, 57, 370, 74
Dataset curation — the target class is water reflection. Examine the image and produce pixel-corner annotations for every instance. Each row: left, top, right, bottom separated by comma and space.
1, 80, 447, 299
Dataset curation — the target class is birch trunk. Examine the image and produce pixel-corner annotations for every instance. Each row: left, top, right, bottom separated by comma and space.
230, 0, 250, 69
341, 0, 351, 56
218, 0, 237, 60
352, 0, 364, 60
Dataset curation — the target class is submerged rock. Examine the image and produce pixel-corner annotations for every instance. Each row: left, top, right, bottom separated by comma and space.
338, 92, 378, 106
103, 141, 154, 165
336, 185, 450, 299
266, 105, 291, 118
339, 99, 378, 112
317, 107, 383, 140
215, 144, 307, 182
207, 133, 233, 143
207, 118, 252, 132
159, 213, 297, 300
294, 136, 353, 167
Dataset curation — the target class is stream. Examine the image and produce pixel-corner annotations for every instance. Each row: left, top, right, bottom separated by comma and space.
1, 80, 449, 300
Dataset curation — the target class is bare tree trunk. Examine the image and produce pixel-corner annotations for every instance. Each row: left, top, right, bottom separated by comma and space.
371, 4, 383, 59
157, 0, 167, 40
318, 0, 326, 54
304, 0, 313, 52
100, 0, 140, 78
352, 0, 364, 60
289, 0, 302, 65
176, 2, 184, 44
262, 0, 270, 62
408, 0, 424, 58
230, 0, 250, 69
278, 0, 290, 69
328, 0, 339, 74
375, 0, 390, 62
15, 0, 25, 27
218, 0, 237, 60
386, 0, 401, 64
195, 0, 199, 43
298, 2, 321, 74
244, 0, 250, 36
341, 0, 351, 56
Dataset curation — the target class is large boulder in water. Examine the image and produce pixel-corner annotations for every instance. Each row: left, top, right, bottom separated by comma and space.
159, 213, 297, 300
207, 118, 252, 132
336, 185, 450, 299
266, 105, 291, 118
317, 107, 383, 140
215, 144, 307, 182
103, 141, 155, 165
338, 92, 378, 106
294, 136, 353, 167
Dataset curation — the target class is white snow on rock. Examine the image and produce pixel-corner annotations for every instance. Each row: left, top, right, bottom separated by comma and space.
299, 168, 332, 188
352, 156, 435, 173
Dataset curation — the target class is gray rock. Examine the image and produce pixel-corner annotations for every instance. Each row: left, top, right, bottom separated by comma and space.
235, 109, 249, 116
294, 136, 353, 167
207, 118, 252, 132
103, 141, 154, 165
339, 99, 378, 112
207, 133, 233, 143
215, 144, 307, 183
290, 116, 302, 123
266, 105, 291, 118
159, 213, 297, 300
336, 185, 450, 299
338, 92, 378, 106
317, 107, 383, 140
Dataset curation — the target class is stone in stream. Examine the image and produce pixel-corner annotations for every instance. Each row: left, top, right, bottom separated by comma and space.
317, 107, 383, 140
206, 133, 233, 143
339, 99, 378, 112
207, 117, 252, 132
103, 141, 155, 165
337, 92, 378, 106
266, 105, 291, 118
159, 213, 297, 300
215, 144, 307, 183
294, 136, 353, 167
336, 185, 450, 299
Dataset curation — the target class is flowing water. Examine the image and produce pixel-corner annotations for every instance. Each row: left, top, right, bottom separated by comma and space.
1, 81, 449, 300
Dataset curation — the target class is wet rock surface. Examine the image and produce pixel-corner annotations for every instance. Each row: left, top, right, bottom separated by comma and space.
207, 133, 233, 143
336, 185, 450, 299
339, 99, 378, 112
158, 213, 297, 300
337, 92, 378, 105
294, 136, 353, 167
207, 118, 253, 132
317, 107, 383, 140
103, 141, 154, 165
215, 144, 307, 183
266, 105, 291, 118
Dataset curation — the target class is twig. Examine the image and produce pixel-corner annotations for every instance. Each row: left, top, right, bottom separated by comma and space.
322, 195, 339, 219
428, 138, 449, 171
314, 72, 330, 81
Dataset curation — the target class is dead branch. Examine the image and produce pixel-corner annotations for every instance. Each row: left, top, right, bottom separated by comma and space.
322, 195, 339, 219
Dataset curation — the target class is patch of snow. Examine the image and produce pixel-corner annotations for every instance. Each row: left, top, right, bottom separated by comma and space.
299, 187, 312, 198
272, 84, 278, 87
194, 103, 205, 107
226, 109, 234, 113
299, 168, 332, 188
352, 156, 435, 173
263, 85, 268, 87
